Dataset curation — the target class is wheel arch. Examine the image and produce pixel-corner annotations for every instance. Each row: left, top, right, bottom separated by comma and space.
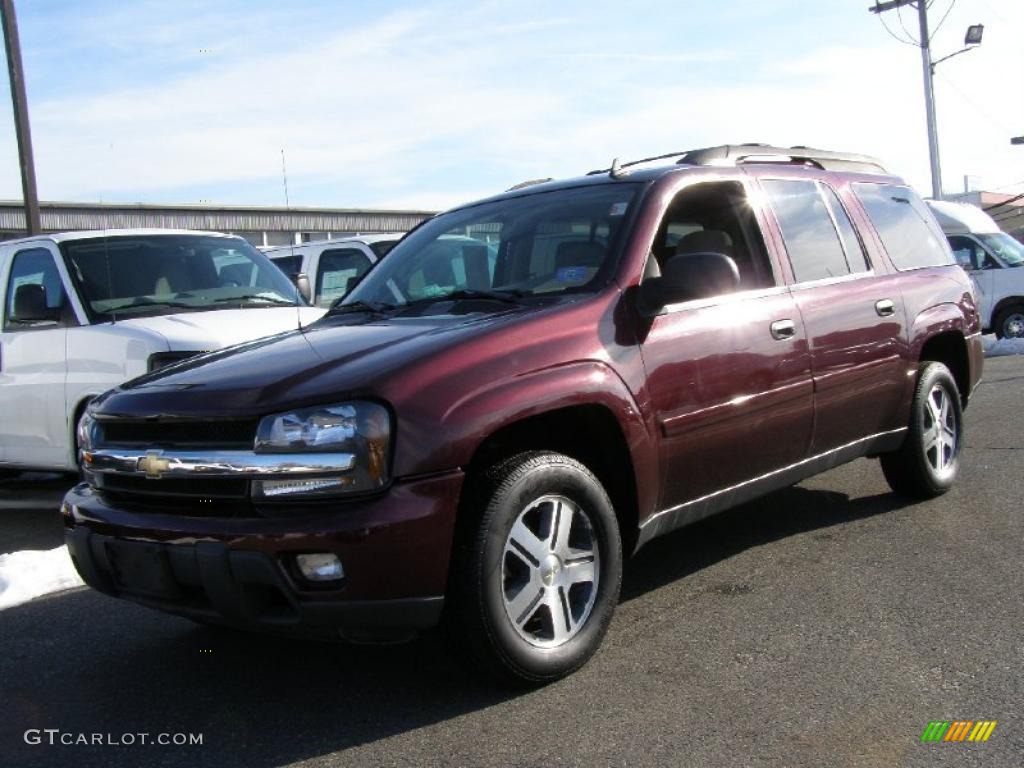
464, 403, 643, 555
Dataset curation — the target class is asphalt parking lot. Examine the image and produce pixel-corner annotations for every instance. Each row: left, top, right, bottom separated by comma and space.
2, 355, 1022, 768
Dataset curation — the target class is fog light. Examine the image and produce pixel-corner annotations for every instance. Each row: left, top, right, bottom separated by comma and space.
255, 476, 351, 497
295, 553, 344, 583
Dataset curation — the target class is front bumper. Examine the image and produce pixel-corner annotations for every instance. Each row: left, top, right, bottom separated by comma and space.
62, 471, 463, 638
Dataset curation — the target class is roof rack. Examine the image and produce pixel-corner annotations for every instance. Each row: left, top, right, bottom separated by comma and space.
506, 177, 554, 192
588, 143, 888, 177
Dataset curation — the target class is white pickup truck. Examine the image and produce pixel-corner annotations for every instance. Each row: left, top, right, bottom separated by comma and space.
0, 229, 324, 475
928, 200, 1024, 339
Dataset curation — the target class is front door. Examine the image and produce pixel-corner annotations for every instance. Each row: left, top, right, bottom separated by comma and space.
638, 179, 814, 514
0, 246, 74, 469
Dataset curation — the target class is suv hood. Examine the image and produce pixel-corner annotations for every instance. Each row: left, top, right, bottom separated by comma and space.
116, 307, 326, 350
97, 309, 530, 418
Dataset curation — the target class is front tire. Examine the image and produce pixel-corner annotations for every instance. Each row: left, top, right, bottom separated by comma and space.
994, 304, 1024, 340
880, 362, 963, 499
451, 451, 622, 685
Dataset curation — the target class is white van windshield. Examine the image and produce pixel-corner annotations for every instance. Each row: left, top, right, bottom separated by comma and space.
61, 235, 301, 320
977, 233, 1024, 268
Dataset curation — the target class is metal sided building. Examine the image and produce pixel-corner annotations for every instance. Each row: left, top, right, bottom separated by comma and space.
0, 201, 435, 245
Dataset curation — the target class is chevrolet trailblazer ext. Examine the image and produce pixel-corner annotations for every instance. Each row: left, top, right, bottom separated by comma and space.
65, 145, 983, 684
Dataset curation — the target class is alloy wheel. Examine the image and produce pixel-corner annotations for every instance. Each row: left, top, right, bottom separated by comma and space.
501, 495, 600, 649
922, 383, 958, 479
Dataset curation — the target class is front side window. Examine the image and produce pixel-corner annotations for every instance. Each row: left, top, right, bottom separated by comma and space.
60, 235, 301, 321
652, 180, 775, 292
4, 248, 69, 329
347, 184, 639, 310
762, 179, 853, 283
270, 254, 303, 277
947, 236, 996, 271
316, 248, 373, 307
853, 183, 952, 270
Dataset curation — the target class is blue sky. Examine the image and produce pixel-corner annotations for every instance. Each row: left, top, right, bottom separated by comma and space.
1, 0, 1021, 210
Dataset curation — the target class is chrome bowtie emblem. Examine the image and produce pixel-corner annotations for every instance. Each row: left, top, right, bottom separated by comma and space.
138, 451, 171, 479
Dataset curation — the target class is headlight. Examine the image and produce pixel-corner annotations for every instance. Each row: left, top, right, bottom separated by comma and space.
252, 401, 391, 498
76, 409, 97, 453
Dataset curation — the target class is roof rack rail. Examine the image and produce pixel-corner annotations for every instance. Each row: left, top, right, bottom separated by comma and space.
676, 144, 887, 174
587, 143, 887, 177
506, 177, 554, 192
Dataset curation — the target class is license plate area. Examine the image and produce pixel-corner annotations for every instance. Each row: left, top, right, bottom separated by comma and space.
106, 541, 180, 599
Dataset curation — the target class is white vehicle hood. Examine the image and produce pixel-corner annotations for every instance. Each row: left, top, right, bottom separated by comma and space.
116, 306, 325, 350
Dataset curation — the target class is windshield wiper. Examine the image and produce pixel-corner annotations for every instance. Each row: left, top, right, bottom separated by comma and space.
99, 299, 198, 316
400, 289, 529, 308
206, 295, 298, 307
326, 300, 397, 316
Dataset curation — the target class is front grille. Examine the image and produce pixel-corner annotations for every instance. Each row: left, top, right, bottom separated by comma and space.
95, 474, 250, 499
99, 419, 258, 449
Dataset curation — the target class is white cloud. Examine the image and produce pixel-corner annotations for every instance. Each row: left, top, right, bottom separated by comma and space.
1, 0, 1020, 210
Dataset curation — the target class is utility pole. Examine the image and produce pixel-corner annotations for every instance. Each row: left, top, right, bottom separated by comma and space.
870, 0, 943, 199
1, 0, 41, 234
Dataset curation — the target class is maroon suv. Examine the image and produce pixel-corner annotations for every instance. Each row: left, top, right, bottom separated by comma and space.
65, 144, 983, 684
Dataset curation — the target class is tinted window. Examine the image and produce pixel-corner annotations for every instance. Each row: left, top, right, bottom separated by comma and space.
368, 240, 398, 258
853, 183, 952, 270
270, 255, 303, 275
763, 179, 851, 282
947, 236, 996, 270
820, 185, 869, 273
316, 248, 373, 307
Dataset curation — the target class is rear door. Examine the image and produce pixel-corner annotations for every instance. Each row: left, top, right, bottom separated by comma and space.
0, 244, 77, 469
759, 175, 909, 454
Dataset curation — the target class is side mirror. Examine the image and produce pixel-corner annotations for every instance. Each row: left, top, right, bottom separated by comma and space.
294, 273, 312, 303
639, 252, 741, 312
11, 283, 59, 323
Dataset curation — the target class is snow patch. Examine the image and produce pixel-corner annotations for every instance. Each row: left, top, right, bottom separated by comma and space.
983, 334, 1024, 357
0, 547, 84, 611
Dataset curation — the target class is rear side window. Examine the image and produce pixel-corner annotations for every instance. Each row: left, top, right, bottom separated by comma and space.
316, 248, 372, 307
853, 183, 952, 270
819, 185, 869, 273
762, 179, 853, 283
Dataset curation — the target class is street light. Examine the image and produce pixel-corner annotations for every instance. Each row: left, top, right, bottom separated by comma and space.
871, 1, 986, 199
932, 24, 984, 69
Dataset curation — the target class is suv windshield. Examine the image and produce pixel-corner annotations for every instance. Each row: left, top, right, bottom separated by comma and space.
60, 235, 301, 320
345, 184, 639, 309
977, 233, 1024, 268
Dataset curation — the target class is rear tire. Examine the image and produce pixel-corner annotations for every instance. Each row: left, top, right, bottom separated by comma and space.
450, 451, 622, 686
993, 304, 1024, 340
880, 362, 963, 499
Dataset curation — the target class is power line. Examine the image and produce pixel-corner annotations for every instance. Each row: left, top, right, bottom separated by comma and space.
878, 12, 919, 46
933, 70, 1016, 135
984, 191, 1024, 212
930, 0, 956, 40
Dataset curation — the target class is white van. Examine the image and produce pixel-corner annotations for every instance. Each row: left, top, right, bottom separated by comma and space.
0, 229, 325, 475
928, 200, 1024, 338
265, 233, 403, 308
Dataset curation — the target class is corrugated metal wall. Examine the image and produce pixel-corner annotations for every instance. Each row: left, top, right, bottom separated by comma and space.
0, 202, 434, 234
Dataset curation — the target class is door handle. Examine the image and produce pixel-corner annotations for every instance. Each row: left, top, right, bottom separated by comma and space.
875, 299, 895, 317
770, 319, 796, 340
